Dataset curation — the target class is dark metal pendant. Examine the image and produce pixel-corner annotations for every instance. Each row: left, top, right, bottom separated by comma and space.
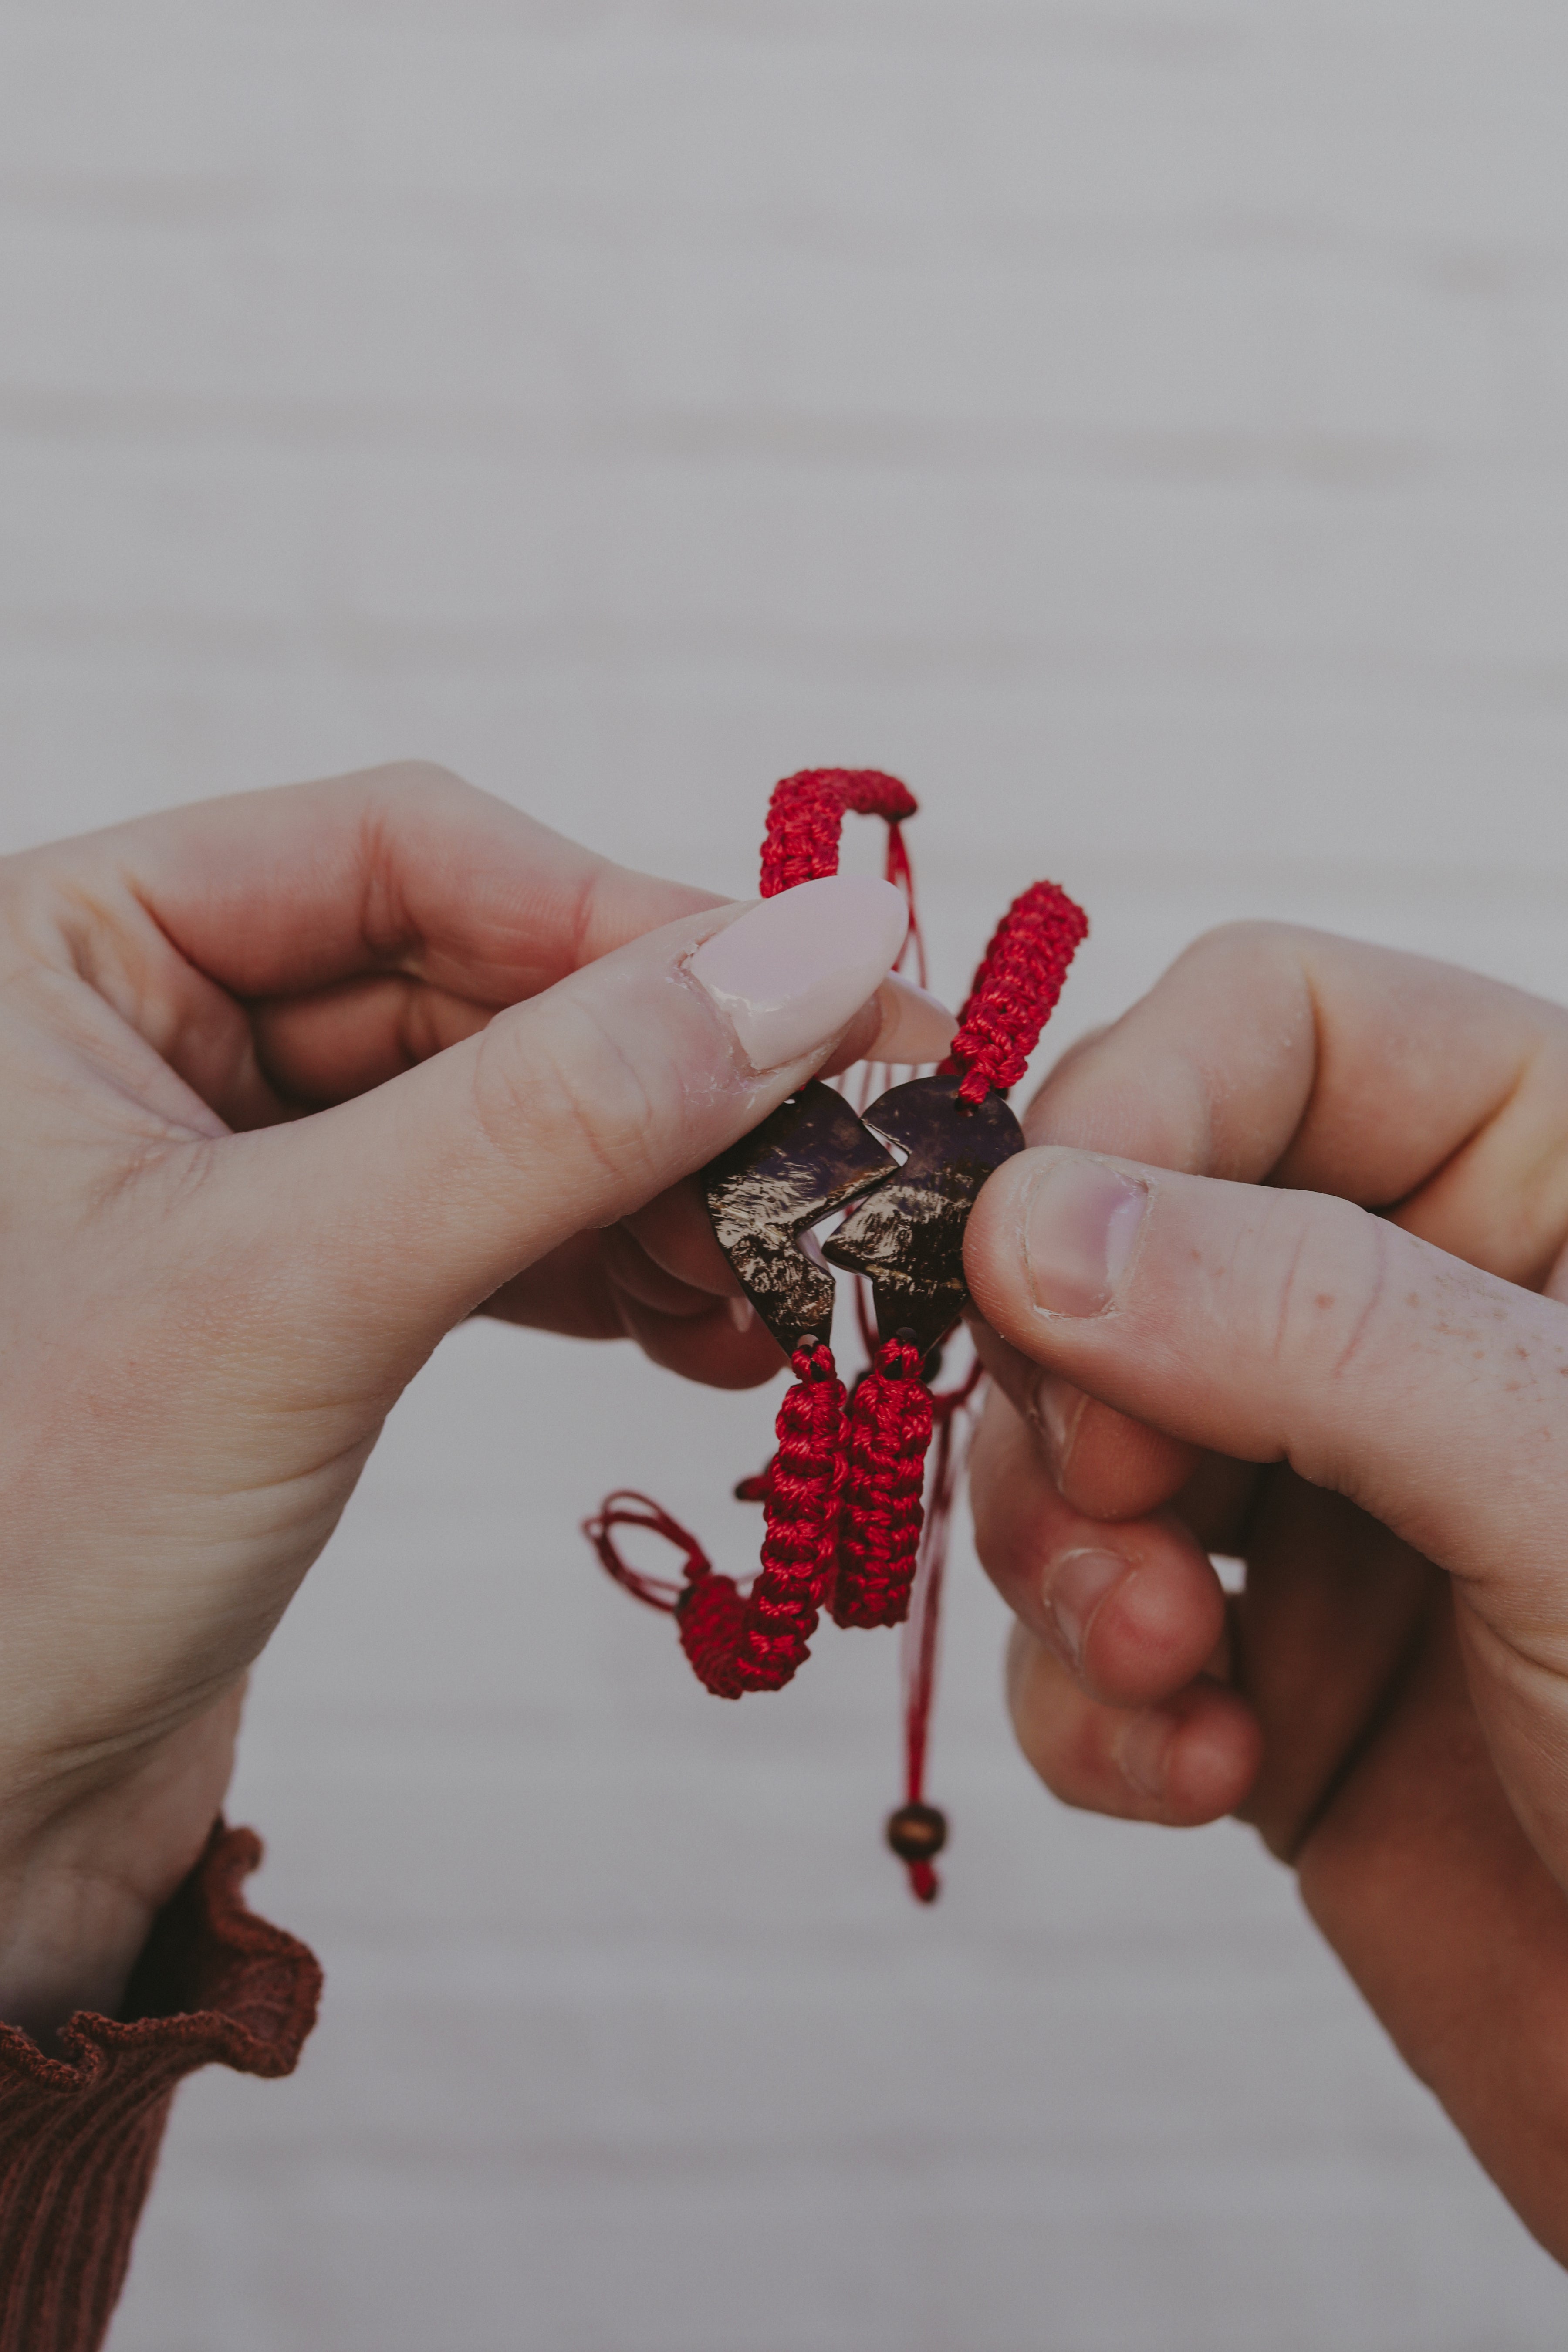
822, 1075, 1026, 1360
701, 1079, 897, 1357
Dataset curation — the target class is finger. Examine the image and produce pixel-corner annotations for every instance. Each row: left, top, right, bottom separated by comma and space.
966, 1143, 1568, 1596
476, 1237, 778, 1387
252, 943, 956, 1121
599, 1223, 729, 1321
608, 1290, 784, 1391
622, 1182, 745, 1304
965, 1140, 1568, 1878
25, 764, 726, 1128
95, 762, 723, 1002
970, 1386, 1226, 1707
1007, 1623, 1262, 1826
595, 1227, 783, 1384
1169, 1450, 1264, 1558
219, 875, 911, 1372
249, 975, 497, 1107
477, 1233, 625, 1340
1021, 923, 1568, 1289
1234, 1472, 1435, 1859
973, 923, 1568, 1624
820, 973, 957, 1073
968, 1317, 1198, 1520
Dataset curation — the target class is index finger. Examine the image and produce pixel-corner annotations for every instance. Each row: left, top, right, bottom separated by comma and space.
1023, 921, 1568, 1289
54, 760, 723, 1007
970, 922, 1568, 1524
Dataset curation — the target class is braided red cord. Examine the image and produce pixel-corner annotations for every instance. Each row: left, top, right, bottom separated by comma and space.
585, 770, 1088, 1905
942, 879, 1089, 1105
759, 769, 918, 896
676, 1340, 848, 1697
832, 1337, 933, 1630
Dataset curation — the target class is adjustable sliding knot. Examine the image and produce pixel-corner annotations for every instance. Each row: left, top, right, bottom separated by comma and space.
942, 879, 1089, 1106
760, 769, 919, 897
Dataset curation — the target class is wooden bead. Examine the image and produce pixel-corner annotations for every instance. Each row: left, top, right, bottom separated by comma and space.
885, 1801, 947, 1863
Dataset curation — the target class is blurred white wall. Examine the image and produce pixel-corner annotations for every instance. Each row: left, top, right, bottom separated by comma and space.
5, 1, 1568, 2345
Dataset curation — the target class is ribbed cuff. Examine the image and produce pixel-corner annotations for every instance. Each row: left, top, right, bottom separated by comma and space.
0, 1822, 321, 2352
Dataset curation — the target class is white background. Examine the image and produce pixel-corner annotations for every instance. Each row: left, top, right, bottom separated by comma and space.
4, 2, 1568, 2345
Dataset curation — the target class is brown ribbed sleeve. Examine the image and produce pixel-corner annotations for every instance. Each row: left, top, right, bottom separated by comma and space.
0, 1823, 321, 2352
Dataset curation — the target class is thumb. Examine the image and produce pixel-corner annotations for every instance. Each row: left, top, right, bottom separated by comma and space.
965, 1146, 1568, 1615
225, 875, 912, 1362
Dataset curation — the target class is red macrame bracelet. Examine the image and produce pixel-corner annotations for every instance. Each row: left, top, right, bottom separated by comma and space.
833, 1335, 933, 1629
585, 770, 1087, 1900
759, 767, 918, 898
943, 879, 1090, 1105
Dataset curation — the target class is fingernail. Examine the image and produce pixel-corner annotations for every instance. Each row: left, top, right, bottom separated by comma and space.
1023, 1154, 1147, 1318
686, 876, 909, 1071
1028, 1372, 1086, 1483
727, 1294, 755, 1333
1117, 1709, 1174, 1801
1045, 1547, 1129, 1671
865, 973, 958, 1064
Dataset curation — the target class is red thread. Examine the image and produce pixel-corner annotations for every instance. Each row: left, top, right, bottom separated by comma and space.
674, 1339, 848, 1698
833, 1336, 933, 1630
759, 769, 918, 897
887, 1358, 980, 1902
942, 879, 1089, 1105
584, 767, 1088, 1902
881, 819, 928, 991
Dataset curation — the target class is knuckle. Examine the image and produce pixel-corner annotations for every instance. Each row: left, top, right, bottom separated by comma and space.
1245, 1186, 1394, 1394
365, 757, 474, 805
470, 995, 671, 1218
1176, 918, 1305, 974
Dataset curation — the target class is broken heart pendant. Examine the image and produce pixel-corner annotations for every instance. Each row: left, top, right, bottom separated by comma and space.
701, 1075, 1025, 1363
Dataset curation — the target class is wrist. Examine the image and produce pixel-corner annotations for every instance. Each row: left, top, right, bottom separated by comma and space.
0, 1689, 243, 2046
0, 1853, 158, 2047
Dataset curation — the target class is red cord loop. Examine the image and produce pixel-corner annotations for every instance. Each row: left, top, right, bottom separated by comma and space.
942, 879, 1089, 1105
581, 1492, 706, 1613
760, 769, 919, 897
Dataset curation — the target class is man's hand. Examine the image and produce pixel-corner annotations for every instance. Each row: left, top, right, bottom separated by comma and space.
0, 761, 919, 2041
962, 923, 1568, 2262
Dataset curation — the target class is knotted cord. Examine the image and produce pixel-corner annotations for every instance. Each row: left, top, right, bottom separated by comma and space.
584, 769, 1087, 1898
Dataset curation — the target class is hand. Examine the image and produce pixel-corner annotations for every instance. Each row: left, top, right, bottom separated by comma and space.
962, 923, 1568, 2260
0, 761, 917, 2040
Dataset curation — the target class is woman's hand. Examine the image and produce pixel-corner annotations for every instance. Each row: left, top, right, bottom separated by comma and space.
962, 924, 1568, 2261
0, 761, 916, 2040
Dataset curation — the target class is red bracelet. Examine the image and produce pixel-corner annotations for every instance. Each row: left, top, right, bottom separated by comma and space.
585, 770, 1087, 1900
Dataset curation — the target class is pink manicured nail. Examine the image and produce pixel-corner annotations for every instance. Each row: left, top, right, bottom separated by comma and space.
865, 973, 958, 1064
685, 876, 909, 1071
1023, 1154, 1147, 1317
1045, 1547, 1128, 1671
727, 1294, 756, 1333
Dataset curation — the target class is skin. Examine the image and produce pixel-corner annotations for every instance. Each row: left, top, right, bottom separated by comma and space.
959, 922, 1568, 2264
0, 760, 879, 2046
15, 798, 1555, 2260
